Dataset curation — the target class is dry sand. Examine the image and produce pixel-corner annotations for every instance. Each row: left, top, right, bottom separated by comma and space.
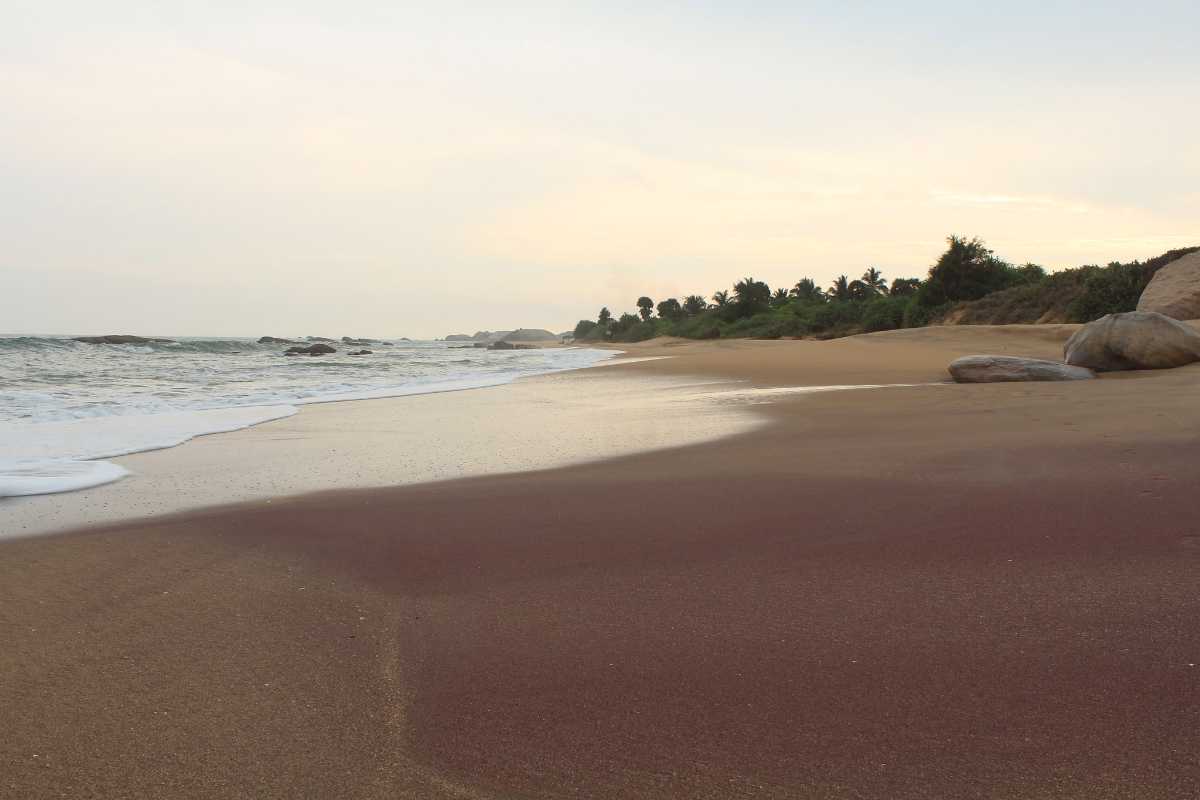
3, 324, 1200, 799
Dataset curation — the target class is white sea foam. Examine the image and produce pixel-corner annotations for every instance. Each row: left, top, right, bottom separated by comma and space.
0, 460, 131, 497
0, 406, 298, 497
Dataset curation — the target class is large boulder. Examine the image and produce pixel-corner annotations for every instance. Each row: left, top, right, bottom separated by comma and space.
948, 355, 1095, 383
258, 336, 298, 344
1137, 250, 1200, 320
1063, 311, 1200, 371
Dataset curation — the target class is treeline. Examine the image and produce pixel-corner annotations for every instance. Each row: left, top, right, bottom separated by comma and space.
573, 237, 1198, 343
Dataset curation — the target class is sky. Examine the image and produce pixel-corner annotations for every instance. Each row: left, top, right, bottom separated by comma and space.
3, 1, 1198, 338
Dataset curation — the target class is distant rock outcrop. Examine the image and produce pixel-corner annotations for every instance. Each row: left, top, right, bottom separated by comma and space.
258, 336, 298, 344
948, 355, 1094, 383
502, 328, 558, 342
1064, 311, 1200, 371
73, 335, 175, 345
1137, 250, 1200, 320
306, 336, 336, 343
446, 331, 514, 342
347, 349, 372, 356
448, 329, 555, 343
487, 341, 537, 350
284, 343, 337, 356
342, 337, 379, 345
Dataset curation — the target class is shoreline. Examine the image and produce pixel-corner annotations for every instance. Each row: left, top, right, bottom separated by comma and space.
0, 357, 765, 540
0, 343, 621, 502
4, 326, 1200, 798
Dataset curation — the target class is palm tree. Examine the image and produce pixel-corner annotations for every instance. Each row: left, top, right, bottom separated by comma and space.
656, 298, 683, 321
683, 295, 707, 316
636, 296, 654, 321
848, 279, 872, 301
790, 278, 823, 303
771, 287, 790, 307
711, 289, 731, 308
827, 275, 850, 302
733, 277, 770, 305
861, 267, 887, 295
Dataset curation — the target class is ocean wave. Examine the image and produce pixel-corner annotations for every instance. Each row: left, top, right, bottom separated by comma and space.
0, 336, 77, 351
0, 336, 322, 354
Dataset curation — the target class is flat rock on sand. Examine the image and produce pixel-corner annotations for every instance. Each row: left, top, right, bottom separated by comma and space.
1064, 310, 1200, 371
1137, 250, 1200, 320
948, 355, 1094, 383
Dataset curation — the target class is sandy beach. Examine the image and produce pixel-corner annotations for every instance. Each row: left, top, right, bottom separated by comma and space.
3, 325, 1200, 799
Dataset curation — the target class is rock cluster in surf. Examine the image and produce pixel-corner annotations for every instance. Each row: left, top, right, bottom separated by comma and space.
284, 343, 337, 356
73, 335, 175, 345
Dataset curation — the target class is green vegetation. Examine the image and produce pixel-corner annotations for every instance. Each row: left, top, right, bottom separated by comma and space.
571, 239, 1198, 344
945, 246, 1199, 325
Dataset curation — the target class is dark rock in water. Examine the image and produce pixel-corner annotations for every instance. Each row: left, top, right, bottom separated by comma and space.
949, 355, 1094, 383
306, 336, 336, 343
1063, 311, 1200, 371
347, 349, 373, 356
284, 343, 337, 356
258, 336, 298, 344
341, 336, 379, 345
73, 335, 175, 344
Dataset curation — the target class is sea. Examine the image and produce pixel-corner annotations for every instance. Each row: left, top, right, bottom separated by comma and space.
0, 336, 617, 498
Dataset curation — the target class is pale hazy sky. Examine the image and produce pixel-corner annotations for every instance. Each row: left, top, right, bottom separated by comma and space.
4, 1, 1198, 338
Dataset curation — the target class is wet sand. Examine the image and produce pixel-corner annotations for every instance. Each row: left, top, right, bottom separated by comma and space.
1, 367, 758, 539
3, 326, 1200, 798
